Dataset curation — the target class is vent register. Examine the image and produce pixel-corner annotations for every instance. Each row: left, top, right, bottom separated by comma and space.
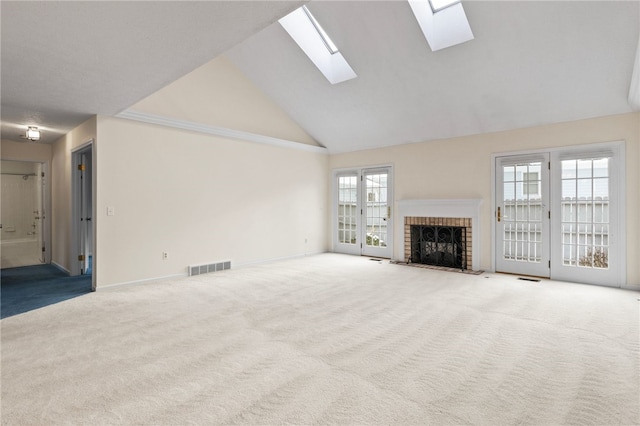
188, 261, 231, 277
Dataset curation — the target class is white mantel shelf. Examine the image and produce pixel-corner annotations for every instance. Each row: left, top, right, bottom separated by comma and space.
395, 199, 483, 271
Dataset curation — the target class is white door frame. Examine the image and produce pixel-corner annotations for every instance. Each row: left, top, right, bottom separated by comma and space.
71, 140, 97, 290
491, 141, 626, 287
332, 164, 394, 258
495, 153, 551, 278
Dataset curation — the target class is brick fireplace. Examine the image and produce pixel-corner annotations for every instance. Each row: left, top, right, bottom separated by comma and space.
404, 216, 472, 270
395, 199, 483, 271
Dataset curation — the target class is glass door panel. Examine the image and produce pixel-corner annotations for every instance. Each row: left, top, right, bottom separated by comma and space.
335, 173, 360, 255
362, 169, 392, 258
334, 167, 393, 258
496, 155, 550, 277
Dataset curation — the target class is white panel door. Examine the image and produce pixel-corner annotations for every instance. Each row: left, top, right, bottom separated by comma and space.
551, 154, 622, 287
362, 168, 393, 258
496, 154, 550, 277
334, 167, 393, 258
335, 172, 361, 255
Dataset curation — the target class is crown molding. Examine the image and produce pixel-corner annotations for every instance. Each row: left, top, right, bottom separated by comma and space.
115, 109, 328, 155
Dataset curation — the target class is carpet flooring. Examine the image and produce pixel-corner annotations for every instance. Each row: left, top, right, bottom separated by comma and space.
1, 254, 638, 425
1, 264, 92, 319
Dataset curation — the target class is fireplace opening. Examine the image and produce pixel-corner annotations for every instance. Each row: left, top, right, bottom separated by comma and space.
410, 225, 466, 270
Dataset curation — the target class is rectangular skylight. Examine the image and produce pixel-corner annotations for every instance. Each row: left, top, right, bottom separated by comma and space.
409, 0, 474, 52
429, 0, 460, 13
279, 6, 356, 85
302, 5, 339, 55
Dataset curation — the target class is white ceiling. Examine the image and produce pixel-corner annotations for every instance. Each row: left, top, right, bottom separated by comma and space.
228, 1, 640, 153
1, 1, 639, 152
0, 1, 304, 144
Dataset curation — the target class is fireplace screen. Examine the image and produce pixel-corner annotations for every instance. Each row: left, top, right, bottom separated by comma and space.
410, 225, 466, 269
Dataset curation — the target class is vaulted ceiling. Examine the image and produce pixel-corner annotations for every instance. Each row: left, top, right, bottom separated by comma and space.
2, 1, 639, 152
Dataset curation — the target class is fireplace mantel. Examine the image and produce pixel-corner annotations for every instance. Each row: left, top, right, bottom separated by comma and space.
395, 199, 483, 271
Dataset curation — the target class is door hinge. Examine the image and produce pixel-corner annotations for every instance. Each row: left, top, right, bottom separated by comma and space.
361, 209, 363, 215
78, 254, 85, 261
42, 246, 46, 252
548, 161, 551, 170
548, 211, 551, 219
548, 260, 551, 268
360, 243, 363, 249
41, 172, 45, 177
78, 164, 86, 171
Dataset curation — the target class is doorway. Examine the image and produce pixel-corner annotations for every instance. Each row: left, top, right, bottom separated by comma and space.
495, 154, 550, 277
334, 166, 393, 258
494, 142, 625, 287
72, 143, 94, 280
1, 160, 47, 268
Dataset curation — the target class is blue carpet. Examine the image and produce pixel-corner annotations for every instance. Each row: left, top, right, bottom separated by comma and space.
1, 264, 92, 319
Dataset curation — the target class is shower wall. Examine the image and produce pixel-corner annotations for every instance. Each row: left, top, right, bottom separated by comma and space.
1, 161, 41, 241
1, 160, 43, 267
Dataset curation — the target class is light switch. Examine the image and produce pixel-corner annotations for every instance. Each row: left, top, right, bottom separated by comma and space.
107, 206, 115, 216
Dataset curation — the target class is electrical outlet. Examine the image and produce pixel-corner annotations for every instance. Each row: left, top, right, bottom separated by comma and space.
162, 251, 168, 260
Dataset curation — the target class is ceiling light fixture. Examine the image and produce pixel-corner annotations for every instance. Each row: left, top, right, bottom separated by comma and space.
25, 126, 41, 141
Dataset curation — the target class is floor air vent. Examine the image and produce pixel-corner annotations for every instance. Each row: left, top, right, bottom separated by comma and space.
188, 261, 231, 276
518, 277, 541, 282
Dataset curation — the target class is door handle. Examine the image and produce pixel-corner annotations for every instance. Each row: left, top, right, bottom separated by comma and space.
497, 206, 501, 222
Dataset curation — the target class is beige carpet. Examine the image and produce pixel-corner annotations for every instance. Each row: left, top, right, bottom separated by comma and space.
2, 254, 638, 425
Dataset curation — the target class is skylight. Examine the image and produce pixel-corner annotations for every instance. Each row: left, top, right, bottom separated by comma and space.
429, 0, 460, 13
279, 6, 357, 85
409, 0, 474, 52
302, 5, 339, 55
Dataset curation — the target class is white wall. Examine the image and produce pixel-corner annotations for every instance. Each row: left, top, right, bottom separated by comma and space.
129, 55, 320, 147
329, 112, 640, 287
95, 116, 329, 287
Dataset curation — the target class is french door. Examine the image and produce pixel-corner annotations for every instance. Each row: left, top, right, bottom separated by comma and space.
335, 167, 393, 258
496, 154, 550, 277
495, 144, 624, 287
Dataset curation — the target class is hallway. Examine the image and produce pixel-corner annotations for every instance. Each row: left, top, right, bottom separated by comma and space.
1, 264, 91, 319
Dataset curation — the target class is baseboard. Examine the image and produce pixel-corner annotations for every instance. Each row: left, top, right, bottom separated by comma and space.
51, 261, 70, 275
96, 272, 188, 291
96, 252, 328, 291
621, 283, 640, 291
235, 251, 329, 269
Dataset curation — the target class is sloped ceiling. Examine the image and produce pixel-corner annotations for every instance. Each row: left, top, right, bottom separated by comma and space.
228, 1, 640, 153
1, 1, 638, 152
0, 1, 304, 144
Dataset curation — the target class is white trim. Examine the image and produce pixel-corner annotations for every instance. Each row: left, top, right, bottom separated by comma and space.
331, 165, 395, 257
235, 251, 328, 269
96, 273, 188, 291
95, 252, 329, 291
395, 198, 483, 271
71, 140, 96, 291
116, 109, 328, 155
